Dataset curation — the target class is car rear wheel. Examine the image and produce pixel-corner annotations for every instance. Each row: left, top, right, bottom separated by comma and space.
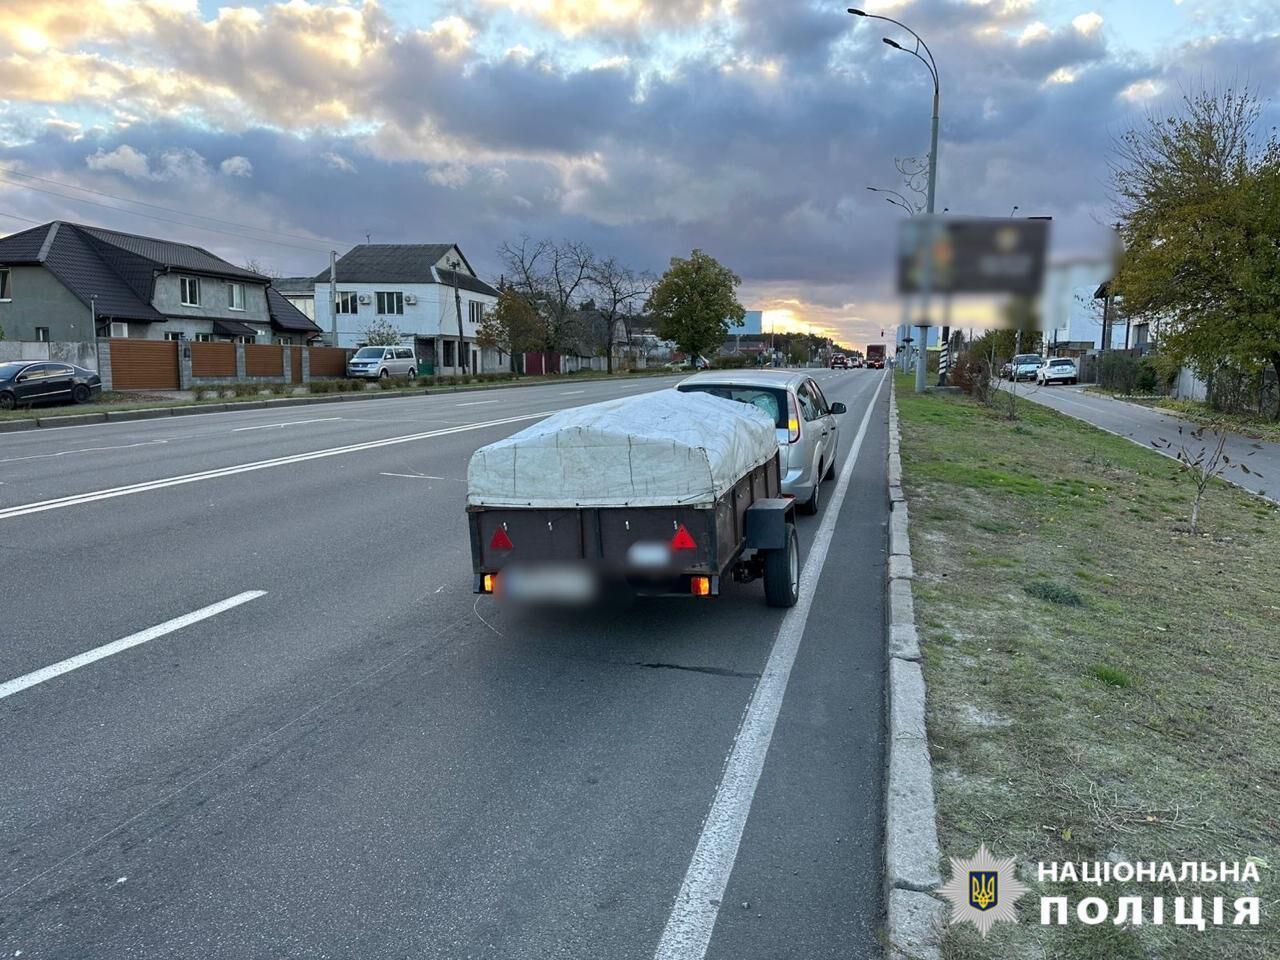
0, 391, 14, 411
763, 522, 800, 608
799, 473, 821, 515
71, 384, 91, 404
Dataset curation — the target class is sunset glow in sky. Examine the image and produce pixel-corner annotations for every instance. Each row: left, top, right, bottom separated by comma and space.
2, 0, 1278, 348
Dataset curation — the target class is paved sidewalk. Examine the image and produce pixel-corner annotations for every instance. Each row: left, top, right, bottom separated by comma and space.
1021, 384, 1278, 503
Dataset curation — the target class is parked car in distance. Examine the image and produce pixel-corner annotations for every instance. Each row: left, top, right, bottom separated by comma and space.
1008, 354, 1043, 381
831, 354, 849, 369
0, 361, 102, 410
677, 370, 845, 516
348, 345, 417, 379
1036, 357, 1078, 385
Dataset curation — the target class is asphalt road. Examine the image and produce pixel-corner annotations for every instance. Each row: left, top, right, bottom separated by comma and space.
1022, 383, 1279, 503
0, 369, 891, 960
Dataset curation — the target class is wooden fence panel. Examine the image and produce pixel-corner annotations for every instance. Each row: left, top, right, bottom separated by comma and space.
290, 346, 303, 384
191, 341, 236, 378
309, 346, 348, 377
245, 344, 284, 377
109, 339, 179, 390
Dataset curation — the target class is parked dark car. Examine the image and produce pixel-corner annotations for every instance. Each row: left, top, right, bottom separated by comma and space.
0, 361, 102, 410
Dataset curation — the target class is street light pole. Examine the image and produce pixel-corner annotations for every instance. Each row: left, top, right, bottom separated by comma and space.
850, 8, 940, 392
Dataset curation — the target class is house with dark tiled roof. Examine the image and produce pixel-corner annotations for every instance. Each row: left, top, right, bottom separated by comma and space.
312, 243, 500, 374
0, 221, 323, 345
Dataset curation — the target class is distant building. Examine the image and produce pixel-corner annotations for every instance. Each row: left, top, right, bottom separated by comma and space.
274, 276, 316, 321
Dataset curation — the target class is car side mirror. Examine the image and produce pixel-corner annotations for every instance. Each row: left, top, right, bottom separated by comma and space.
830, 402, 847, 415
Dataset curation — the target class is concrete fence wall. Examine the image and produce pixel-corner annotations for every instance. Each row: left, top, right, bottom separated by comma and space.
0, 340, 100, 370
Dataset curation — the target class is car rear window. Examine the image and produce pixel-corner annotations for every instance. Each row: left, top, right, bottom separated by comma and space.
677, 384, 787, 427
1050, 359, 1074, 367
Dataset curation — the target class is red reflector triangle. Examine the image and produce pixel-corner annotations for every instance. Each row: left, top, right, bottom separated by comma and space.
670, 524, 697, 550
490, 527, 514, 550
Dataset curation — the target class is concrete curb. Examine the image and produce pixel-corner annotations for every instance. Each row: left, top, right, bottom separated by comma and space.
5, 373, 679, 432
884, 384, 946, 960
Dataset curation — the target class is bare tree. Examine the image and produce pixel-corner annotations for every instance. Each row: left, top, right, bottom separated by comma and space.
589, 258, 653, 373
1152, 425, 1262, 535
498, 236, 595, 353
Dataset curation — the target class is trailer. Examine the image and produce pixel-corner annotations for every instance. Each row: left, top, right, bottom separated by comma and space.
466, 390, 801, 607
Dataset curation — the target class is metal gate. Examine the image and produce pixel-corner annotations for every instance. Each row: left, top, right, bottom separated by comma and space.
109, 339, 179, 390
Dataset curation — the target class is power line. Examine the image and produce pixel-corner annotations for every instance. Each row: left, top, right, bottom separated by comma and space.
0, 211, 44, 226
1, 167, 350, 249
0, 174, 341, 256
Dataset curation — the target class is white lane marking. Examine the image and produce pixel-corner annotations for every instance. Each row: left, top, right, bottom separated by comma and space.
0, 440, 170, 464
0, 591, 267, 702
232, 417, 342, 432
380, 472, 449, 481
0, 411, 555, 522
653, 372, 886, 960
455, 399, 500, 407
560, 390, 586, 395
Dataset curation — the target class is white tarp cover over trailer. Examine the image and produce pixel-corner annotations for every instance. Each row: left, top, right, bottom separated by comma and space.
466, 388, 778, 508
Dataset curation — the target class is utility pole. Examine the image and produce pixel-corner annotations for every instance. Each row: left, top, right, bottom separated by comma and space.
448, 257, 467, 374
329, 250, 338, 347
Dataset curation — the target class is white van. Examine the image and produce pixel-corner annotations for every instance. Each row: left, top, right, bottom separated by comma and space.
347, 345, 417, 379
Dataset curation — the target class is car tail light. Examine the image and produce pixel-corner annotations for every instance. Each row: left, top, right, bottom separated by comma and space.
690, 576, 711, 597
787, 393, 801, 443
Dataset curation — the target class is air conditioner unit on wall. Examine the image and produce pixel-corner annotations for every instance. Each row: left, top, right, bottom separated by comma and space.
404, 294, 417, 305
358, 294, 371, 304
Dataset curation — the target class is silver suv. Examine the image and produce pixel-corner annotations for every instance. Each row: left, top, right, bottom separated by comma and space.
677, 370, 846, 515
348, 345, 417, 379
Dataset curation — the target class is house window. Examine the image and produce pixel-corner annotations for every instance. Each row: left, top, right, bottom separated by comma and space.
469, 301, 484, 326
274, 337, 291, 345
376, 291, 404, 315
236, 335, 256, 344
35, 326, 50, 342
0, 267, 10, 300
164, 331, 185, 341
110, 321, 129, 338
336, 291, 359, 315
195, 333, 213, 342
443, 339, 455, 367
227, 282, 245, 311
180, 276, 201, 306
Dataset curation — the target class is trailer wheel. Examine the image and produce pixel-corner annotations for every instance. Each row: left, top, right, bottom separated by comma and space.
764, 523, 800, 608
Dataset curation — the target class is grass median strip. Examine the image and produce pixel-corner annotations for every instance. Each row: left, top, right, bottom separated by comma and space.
895, 375, 1279, 959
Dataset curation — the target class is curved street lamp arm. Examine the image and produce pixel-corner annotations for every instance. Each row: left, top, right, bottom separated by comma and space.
851, 10, 939, 89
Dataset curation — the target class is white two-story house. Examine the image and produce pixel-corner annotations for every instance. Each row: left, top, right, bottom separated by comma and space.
312, 244, 500, 375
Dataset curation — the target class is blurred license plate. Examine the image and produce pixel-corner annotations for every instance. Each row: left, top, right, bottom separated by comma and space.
626, 541, 671, 569
502, 566, 596, 602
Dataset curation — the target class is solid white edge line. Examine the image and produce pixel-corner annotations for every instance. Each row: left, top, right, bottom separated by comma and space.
0, 590, 267, 702
0, 411, 555, 522
652, 371, 887, 960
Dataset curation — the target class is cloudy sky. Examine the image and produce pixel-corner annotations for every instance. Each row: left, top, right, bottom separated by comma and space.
2, 0, 1278, 348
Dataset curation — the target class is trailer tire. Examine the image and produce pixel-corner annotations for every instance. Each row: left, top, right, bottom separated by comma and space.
764, 523, 800, 608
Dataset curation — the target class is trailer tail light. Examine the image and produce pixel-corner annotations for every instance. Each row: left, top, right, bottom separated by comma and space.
691, 576, 711, 597
787, 393, 801, 443
670, 524, 697, 551
489, 527, 513, 551
482, 573, 498, 594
